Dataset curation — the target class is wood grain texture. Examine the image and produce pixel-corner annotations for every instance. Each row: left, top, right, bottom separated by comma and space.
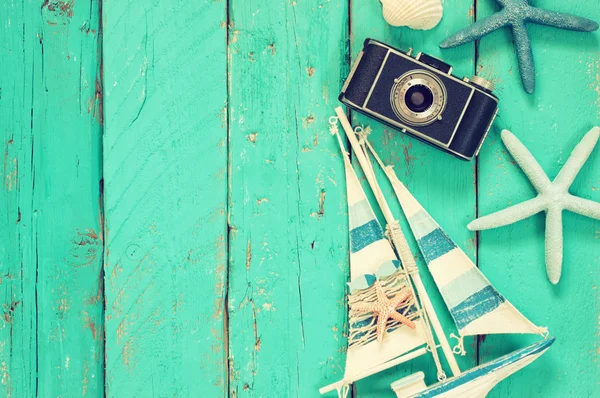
475, 0, 600, 396
0, 1, 103, 397
102, 1, 228, 396
1, 0, 599, 397
349, 1, 479, 395
226, 1, 349, 396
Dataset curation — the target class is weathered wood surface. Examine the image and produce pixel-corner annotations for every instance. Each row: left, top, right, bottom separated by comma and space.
1, 1, 104, 397
102, 0, 228, 397
227, 1, 349, 396
0, 0, 598, 397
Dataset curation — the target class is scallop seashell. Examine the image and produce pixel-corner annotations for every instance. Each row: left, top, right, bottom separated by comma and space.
380, 0, 444, 30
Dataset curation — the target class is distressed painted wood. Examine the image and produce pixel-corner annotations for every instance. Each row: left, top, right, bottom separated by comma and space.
0, 1, 103, 397
1, 0, 599, 397
102, 1, 228, 396
476, 0, 600, 396
226, 1, 349, 396
349, 1, 479, 395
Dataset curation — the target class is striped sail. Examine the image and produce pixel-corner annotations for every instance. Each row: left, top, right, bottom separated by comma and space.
346, 160, 398, 282
388, 175, 547, 337
342, 155, 427, 382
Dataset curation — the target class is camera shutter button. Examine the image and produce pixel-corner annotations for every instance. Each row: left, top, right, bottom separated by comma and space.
470, 76, 495, 92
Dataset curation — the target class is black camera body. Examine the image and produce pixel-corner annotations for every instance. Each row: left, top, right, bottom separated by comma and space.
340, 39, 499, 160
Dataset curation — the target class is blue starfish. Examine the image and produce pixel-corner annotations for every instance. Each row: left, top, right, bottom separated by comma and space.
440, 0, 598, 94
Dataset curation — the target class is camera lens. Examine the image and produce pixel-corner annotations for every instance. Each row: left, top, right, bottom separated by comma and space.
405, 85, 434, 113
390, 70, 447, 126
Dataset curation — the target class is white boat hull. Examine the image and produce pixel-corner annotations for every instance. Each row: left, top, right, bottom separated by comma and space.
407, 338, 555, 398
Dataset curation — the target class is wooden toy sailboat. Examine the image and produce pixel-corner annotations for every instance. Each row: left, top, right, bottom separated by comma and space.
320, 107, 555, 398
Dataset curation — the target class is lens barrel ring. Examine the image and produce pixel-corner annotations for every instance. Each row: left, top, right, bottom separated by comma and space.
390, 70, 447, 126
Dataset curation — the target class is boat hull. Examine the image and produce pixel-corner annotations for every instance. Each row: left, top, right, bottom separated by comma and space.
409, 338, 555, 398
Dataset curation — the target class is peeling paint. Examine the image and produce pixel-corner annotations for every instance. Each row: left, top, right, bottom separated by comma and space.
247, 132, 258, 143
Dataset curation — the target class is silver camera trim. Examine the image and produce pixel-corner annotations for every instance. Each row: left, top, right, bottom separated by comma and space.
390, 70, 447, 126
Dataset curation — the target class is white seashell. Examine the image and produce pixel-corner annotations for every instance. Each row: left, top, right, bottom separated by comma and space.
380, 0, 444, 30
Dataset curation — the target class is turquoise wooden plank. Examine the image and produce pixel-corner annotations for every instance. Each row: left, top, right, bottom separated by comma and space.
102, 1, 228, 396
226, 0, 349, 396
0, 1, 103, 397
475, 0, 600, 396
349, 1, 479, 395
0, 2, 36, 394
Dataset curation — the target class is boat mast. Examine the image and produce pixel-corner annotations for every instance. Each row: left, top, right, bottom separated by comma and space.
334, 107, 461, 378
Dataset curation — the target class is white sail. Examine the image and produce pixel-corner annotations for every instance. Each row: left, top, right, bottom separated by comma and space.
384, 169, 547, 337
345, 154, 398, 281
340, 149, 427, 382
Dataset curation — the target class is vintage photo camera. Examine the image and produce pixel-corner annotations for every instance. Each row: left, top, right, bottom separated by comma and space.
340, 39, 499, 160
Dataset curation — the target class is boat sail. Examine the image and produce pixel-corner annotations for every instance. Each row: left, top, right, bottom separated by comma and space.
380, 162, 547, 337
318, 116, 430, 397
321, 106, 555, 398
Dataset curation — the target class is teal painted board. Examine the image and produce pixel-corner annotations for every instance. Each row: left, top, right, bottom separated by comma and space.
0, 2, 37, 394
102, 1, 228, 396
349, 1, 479, 395
227, 0, 349, 396
0, 1, 103, 397
475, 0, 600, 396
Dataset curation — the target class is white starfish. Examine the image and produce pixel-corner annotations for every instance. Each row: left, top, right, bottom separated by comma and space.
469, 128, 600, 284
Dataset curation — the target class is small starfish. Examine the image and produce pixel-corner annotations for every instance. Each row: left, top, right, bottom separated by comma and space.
469, 128, 600, 284
440, 0, 598, 93
351, 282, 415, 342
